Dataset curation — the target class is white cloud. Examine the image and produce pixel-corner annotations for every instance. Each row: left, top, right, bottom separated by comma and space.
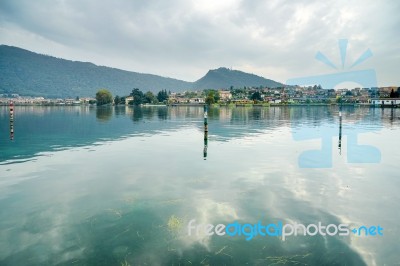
0, 0, 399, 85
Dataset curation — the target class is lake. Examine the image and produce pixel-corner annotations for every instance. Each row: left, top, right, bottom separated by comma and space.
0, 105, 399, 265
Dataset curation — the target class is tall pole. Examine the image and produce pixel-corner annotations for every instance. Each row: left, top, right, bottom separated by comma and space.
9, 101, 14, 140
338, 103, 342, 155
203, 104, 208, 160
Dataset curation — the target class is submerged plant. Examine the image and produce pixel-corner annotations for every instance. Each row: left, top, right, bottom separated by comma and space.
167, 215, 182, 231
120, 259, 131, 266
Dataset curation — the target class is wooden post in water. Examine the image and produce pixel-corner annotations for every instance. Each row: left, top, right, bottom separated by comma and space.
9, 101, 14, 140
338, 105, 342, 155
203, 105, 208, 160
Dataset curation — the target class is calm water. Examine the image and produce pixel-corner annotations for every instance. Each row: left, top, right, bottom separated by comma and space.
0, 105, 399, 266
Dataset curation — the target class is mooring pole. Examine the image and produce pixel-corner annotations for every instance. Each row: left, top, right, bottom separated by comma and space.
203, 104, 208, 160
9, 101, 14, 140
338, 104, 342, 154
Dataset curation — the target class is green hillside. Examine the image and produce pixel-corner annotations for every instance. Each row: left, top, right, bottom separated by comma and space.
0, 45, 191, 97
0, 45, 283, 98
193, 67, 282, 89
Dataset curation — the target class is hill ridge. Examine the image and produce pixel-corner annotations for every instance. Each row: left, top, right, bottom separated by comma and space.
0, 45, 283, 98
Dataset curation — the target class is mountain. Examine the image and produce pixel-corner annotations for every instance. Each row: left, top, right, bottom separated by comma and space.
193, 67, 282, 89
0, 45, 190, 98
0, 45, 283, 98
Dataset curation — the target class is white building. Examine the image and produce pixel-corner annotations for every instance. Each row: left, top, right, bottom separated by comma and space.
189, 98, 205, 103
219, 90, 232, 101
371, 98, 400, 106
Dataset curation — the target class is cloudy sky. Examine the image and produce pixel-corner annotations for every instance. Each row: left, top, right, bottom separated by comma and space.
0, 0, 399, 86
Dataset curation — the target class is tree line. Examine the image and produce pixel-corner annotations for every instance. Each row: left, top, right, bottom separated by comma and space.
95, 88, 170, 106
389, 88, 400, 98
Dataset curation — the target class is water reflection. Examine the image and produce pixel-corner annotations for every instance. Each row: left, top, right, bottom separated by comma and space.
157, 107, 168, 120
207, 106, 220, 120
204, 105, 208, 160
250, 106, 262, 120
0, 106, 399, 163
143, 107, 155, 120
9, 102, 14, 140
132, 106, 143, 122
390, 108, 394, 124
114, 105, 127, 117
96, 107, 113, 122
0, 127, 385, 265
0, 106, 399, 265
338, 110, 343, 155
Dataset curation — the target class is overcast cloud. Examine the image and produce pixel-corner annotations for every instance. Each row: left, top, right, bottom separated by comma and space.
0, 0, 399, 86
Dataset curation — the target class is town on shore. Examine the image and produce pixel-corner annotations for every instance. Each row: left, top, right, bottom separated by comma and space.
1, 85, 400, 107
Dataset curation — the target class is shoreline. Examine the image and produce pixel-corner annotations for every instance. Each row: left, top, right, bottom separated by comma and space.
1, 103, 399, 108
